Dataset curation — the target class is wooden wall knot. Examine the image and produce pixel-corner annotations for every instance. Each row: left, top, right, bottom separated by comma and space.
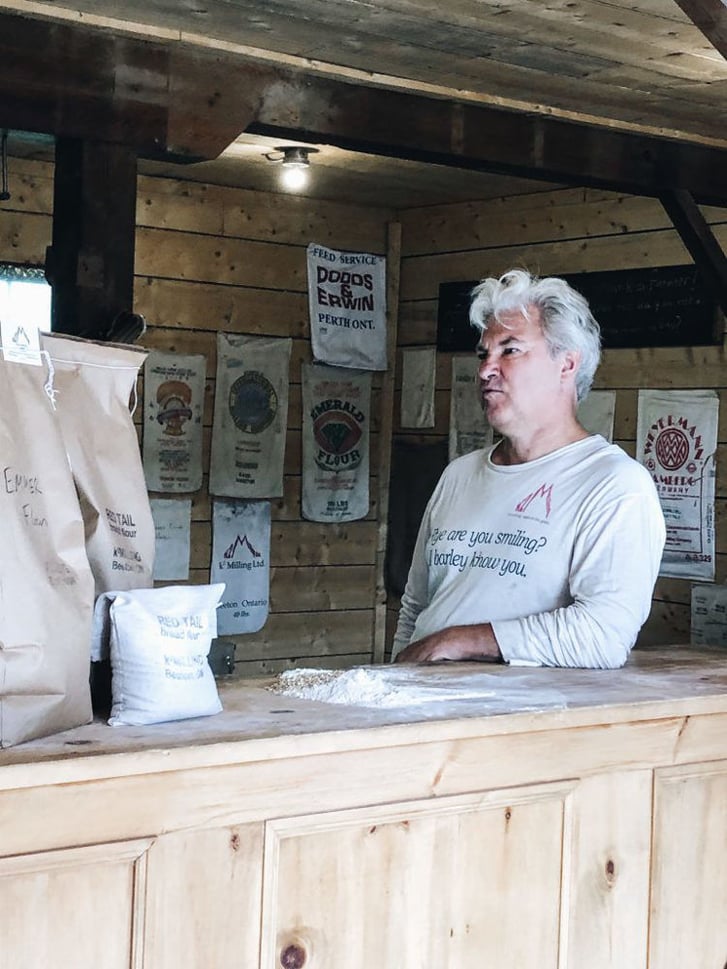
280, 942, 307, 968
605, 858, 616, 885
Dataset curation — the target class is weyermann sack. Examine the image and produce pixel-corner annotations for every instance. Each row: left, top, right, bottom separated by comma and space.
41, 333, 155, 596
0, 347, 95, 746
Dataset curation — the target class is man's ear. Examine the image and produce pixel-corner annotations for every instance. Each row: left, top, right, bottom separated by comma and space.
560, 349, 580, 381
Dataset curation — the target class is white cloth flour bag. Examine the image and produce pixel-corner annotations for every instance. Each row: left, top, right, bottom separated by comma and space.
211, 499, 271, 635
301, 363, 371, 522
307, 243, 387, 371
107, 584, 225, 726
210, 333, 291, 498
143, 351, 206, 493
449, 355, 493, 461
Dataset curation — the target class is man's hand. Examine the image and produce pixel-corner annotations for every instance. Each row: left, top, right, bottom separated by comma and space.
395, 623, 503, 664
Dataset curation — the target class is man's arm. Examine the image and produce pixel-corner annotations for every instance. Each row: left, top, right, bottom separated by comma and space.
493, 490, 665, 669
397, 480, 665, 670
395, 623, 503, 663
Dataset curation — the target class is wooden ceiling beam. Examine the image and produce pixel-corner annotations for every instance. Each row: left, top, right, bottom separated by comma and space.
0, 14, 174, 155
659, 189, 727, 316
672, 0, 727, 59
246, 73, 727, 205
0, 12, 257, 161
2, 10, 727, 203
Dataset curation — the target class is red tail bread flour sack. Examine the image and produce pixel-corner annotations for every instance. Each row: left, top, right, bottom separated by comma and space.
0, 347, 95, 746
106, 584, 225, 726
41, 334, 155, 596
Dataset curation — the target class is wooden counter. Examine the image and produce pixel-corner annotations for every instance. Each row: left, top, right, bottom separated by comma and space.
1, 647, 726, 969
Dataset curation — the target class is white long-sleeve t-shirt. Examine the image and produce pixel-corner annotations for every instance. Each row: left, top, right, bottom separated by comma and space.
392, 436, 666, 669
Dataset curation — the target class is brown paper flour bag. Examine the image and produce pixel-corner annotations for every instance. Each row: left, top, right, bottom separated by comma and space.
0, 351, 95, 746
41, 334, 155, 596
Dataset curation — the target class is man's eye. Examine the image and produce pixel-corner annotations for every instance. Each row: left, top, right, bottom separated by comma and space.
503, 346, 519, 355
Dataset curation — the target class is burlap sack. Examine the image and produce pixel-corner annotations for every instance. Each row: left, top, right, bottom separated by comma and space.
0, 350, 95, 746
41, 333, 155, 596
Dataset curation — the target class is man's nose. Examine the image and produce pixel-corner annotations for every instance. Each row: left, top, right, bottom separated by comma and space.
478, 356, 497, 381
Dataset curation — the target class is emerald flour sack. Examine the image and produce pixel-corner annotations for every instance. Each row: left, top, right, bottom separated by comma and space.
41, 333, 155, 596
0, 350, 95, 746
107, 584, 225, 726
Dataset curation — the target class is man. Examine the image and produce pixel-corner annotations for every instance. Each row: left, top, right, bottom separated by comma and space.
393, 269, 665, 669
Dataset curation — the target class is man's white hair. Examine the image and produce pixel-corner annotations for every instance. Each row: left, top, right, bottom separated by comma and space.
469, 269, 601, 401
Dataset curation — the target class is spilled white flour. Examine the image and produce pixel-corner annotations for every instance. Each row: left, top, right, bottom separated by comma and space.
267, 666, 497, 708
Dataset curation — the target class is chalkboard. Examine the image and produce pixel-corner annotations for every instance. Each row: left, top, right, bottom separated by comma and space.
437, 281, 480, 353
436, 265, 720, 351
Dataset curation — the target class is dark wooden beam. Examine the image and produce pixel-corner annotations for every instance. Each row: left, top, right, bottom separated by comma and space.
672, 0, 727, 59
48, 139, 137, 338
0, 15, 174, 155
660, 189, 727, 316
0, 12, 258, 161
2, 10, 727, 202
246, 75, 727, 205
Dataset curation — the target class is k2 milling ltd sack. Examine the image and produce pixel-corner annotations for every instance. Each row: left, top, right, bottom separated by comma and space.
41, 333, 155, 596
0, 348, 95, 746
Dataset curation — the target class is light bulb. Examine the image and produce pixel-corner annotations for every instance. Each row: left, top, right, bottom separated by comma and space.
280, 164, 308, 192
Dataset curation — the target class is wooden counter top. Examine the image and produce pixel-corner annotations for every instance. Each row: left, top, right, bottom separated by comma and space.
2, 647, 727, 969
2, 646, 727, 783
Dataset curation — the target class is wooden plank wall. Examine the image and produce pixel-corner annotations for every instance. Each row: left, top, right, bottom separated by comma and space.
0, 156, 394, 676
5, 157, 727, 664
393, 187, 727, 652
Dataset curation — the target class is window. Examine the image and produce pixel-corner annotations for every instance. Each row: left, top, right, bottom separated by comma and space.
0, 264, 51, 336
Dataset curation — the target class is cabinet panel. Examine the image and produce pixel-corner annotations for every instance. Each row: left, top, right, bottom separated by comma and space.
650, 761, 727, 969
0, 839, 151, 969
566, 770, 652, 969
262, 783, 574, 969
144, 823, 264, 969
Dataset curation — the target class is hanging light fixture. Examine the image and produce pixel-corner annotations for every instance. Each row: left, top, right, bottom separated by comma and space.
265, 145, 319, 192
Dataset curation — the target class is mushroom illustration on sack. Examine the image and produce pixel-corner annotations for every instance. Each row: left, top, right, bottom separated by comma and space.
156, 380, 194, 436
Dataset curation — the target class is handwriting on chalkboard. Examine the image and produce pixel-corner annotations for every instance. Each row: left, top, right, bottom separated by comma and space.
437, 265, 719, 352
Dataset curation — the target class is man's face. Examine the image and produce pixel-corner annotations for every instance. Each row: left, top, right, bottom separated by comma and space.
476, 305, 574, 436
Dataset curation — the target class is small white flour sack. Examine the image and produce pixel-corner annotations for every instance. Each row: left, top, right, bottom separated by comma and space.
108, 584, 225, 726
267, 666, 496, 707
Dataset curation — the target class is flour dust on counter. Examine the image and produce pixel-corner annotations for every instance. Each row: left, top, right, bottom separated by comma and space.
267, 665, 497, 707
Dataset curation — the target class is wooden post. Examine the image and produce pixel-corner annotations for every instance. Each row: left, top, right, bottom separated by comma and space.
372, 221, 402, 664
49, 138, 137, 338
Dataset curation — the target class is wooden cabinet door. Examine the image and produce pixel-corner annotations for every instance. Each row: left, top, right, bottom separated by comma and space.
566, 770, 652, 969
650, 761, 727, 969
0, 838, 152, 969
143, 823, 265, 969
262, 782, 573, 969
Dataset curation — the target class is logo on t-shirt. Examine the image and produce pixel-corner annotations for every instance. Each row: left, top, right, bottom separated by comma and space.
514, 483, 553, 519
